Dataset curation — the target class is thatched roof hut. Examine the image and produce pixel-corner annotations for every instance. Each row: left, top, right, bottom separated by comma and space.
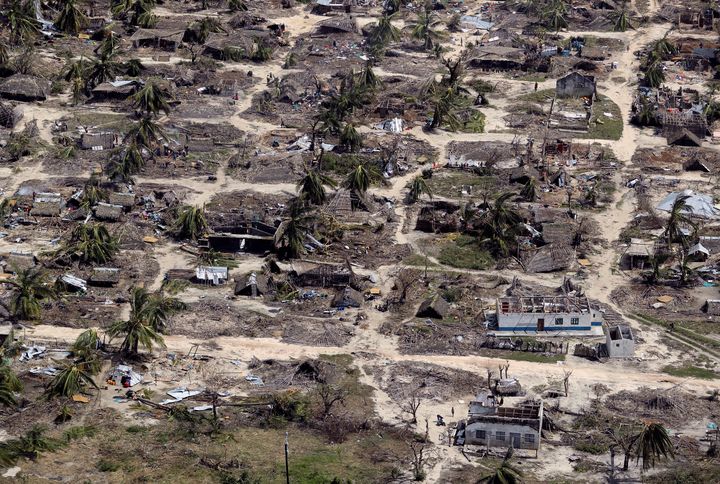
94, 202, 123, 221
235, 272, 273, 297
0, 75, 50, 102
89, 267, 121, 286
30, 201, 61, 217
524, 244, 575, 273
331, 286, 363, 308
416, 295, 450, 319
325, 189, 377, 223
81, 132, 117, 150
315, 17, 359, 35
130, 29, 184, 51
91, 80, 141, 100
703, 299, 720, 315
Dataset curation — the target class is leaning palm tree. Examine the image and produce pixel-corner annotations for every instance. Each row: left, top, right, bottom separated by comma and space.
108, 298, 166, 356
480, 192, 523, 257
55, 0, 88, 35
369, 13, 401, 50
112, 0, 156, 27
410, 3, 446, 51
124, 116, 167, 149
520, 176, 539, 202
643, 60, 665, 88
650, 35, 677, 61
85, 55, 120, 90
543, 0, 568, 33
72, 329, 101, 360
45, 361, 99, 399
191, 16, 226, 44
5, 0, 40, 45
0, 363, 22, 407
173, 205, 208, 241
7, 268, 56, 321
430, 87, 461, 131
478, 447, 523, 484
66, 223, 119, 264
663, 194, 694, 247
357, 60, 382, 90
124, 58, 144, 77
407, 175, 433, 204
612, 5, 634, 32
345, 163, 379, 196
128, 286, 184, 332
297, 167, 337, 206
133, 79, 171, 116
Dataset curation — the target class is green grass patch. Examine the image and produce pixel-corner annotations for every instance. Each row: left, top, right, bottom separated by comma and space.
662, 365, 718, 380
631, 313, 720, 357
438, 235, 494, 270
486, 349, 565, 363
459, 110, 485, 133
584, 96, 623, 140
403, 253, 438, 268
518, 88, 555, 103
517, 74, 547, 83
425, 172, 499, 199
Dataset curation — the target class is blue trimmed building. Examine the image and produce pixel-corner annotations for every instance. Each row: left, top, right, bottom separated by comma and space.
496, 295, 603, 335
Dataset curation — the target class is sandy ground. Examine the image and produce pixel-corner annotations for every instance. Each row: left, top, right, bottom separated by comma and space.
11, 0, 720, 479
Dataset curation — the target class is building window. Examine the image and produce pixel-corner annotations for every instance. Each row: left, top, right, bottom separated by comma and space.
475, 430, 486, 440
495, 431, 505, 441
571, 317, 580, 325
555, 317, 563, 325
524, 434, 535, 444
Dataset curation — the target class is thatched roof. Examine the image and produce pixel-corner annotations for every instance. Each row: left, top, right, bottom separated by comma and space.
624, 238, 655, 257
89, 267, 121, 285
130, 28, 184, 45
416, 295, 450, 319
0, 75, 50, 102
524, 244, 575, 273
94, 202, 123, 221
235, 272, 272, 296
108, 192, 136, 208
4, 252, 35, 272
81, 132, 117, 149
542, 222, 577, 245
30, 201, 61, 217
316, 17, 359, 34
325, 189, 377, 223
331, 286, 363, 308
229, 13, 267, 29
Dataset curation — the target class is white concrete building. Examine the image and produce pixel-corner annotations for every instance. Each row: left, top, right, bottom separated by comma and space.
496, 295, 603, 335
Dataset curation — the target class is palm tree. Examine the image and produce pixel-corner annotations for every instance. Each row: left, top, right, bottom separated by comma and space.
228, 0, 248, 11
252, 37, 273, 62
108, 292, 167, 356
633, 96, 657, 126
191, 16, 226, 44
66, 223, 119, 264
297, 167, 337, 206
369, 13, 401, 50
274, 198, 314, 259
7, 268, 56, 321
447, 13, 462, 32
410, 3, 446, 51
55, 0, 88, 35
0, 363, 22, 407
480, 192, 523, 256
0, 426, 61, 466
72, 328, 101, 360
80, 176, 106, 209
45, 361, 99, 399
611, 421, 674, 471
4, 0, 40, 45
612, 6, 634, 32
124, 58, 144, 77
126, 286, 184, 332
340, 123, 363, 152
478, 447, 523, 484
133, 79, 171, 116
520, 177, 539, 202
124, 116, 166, 149
345, 163, 378, 196
357, 60, 382, 90
112, 0, 157, 27
663, 195, 694, 247
97, 30, 120, 60
107, 142, 145, 182
650, 35, 677, 61
543, 0, 568, 33
86, 55, 120, 90
408, 175, 433, 204
173, 205, 208, 241
430, 87, 461, 131
643, 60, 665, 88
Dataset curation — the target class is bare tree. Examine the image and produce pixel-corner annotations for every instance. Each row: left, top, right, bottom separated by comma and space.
315, 382, 349, 419
405, 432, 431, 481
400, 388, 423, 424
562, 370, 573, 397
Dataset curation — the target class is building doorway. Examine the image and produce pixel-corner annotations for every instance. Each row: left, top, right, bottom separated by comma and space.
537, 318, 545, 331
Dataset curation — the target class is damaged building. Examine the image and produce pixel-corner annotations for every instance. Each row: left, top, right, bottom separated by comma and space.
495, 295, 603, 335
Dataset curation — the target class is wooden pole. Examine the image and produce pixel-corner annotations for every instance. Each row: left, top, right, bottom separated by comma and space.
285, 432, 290, 484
